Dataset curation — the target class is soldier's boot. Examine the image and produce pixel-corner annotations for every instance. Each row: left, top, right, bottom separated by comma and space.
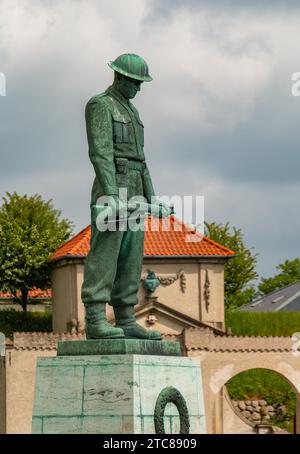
114, 306, 161, 340
85, 303, 125, 339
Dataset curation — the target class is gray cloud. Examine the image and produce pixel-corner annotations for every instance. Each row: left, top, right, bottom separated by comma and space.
147, 0, 300, 20
0, 0, 299, 280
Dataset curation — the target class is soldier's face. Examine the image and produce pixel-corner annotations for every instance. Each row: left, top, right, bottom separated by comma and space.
119, 75, 142, 99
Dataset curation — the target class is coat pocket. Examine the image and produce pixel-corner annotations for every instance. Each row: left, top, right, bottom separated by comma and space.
112, 112, 133, 144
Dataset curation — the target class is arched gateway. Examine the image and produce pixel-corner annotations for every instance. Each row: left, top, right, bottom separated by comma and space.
183, 327, 300, 434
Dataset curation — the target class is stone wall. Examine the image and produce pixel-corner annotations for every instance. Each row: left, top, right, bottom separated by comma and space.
0, 356, 6, 434
232, 399, 287, 424
223, 389, 290, 434
3, 332, 84, 434
183, 327, 300, 434
2, 328, 300, 434
222, 387, 256, 434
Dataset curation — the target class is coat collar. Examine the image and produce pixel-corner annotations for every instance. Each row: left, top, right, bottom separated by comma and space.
106, 85, 138, 118
106, 85, 130, 110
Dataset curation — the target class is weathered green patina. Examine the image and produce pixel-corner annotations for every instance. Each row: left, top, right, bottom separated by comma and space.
57, 339, 181, 357
85, 84, 153, 203
81, 53, 172, 340
154, 386, 190, 434
32, 354, 206, 434
108, 53, 153, 82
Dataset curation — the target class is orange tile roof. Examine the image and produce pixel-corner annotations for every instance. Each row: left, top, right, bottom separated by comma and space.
0, 288, 52, 299
50, 216, 235, 262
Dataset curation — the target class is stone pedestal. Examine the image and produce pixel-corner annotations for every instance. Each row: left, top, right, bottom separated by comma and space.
32, 340, 206, 434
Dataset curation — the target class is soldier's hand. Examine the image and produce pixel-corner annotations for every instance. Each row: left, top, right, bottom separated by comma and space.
159, 201, 174, 218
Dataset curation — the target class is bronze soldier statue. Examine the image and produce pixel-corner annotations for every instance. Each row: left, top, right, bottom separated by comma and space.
81, 53, 172, 340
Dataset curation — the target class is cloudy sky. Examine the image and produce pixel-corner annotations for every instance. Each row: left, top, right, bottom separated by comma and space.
0, 0, 299, 280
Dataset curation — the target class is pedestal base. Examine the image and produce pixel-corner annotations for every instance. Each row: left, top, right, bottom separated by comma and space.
57, 338, 182, 356
32, 340, 206, 434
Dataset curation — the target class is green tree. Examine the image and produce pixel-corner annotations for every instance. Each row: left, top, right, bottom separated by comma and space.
0, 192, 73, 311
205, 221, 258, 309
258, 258, 300, 296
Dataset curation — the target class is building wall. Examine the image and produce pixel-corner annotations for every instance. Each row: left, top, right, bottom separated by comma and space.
188, 349, 300, 434
52, 259, 85, 333
4, 348, 55, 434
222, 386, 256, 434
199, 263, 224, 330
141, 262, 201, 320
2, 332, 300, 434
135, 311, 192, 336
0, 356, 6, 434
52, 258, 226, 333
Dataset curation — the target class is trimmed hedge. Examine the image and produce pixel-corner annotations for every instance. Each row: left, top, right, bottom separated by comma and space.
0, 310, 52, 337
226, 311, 300, 336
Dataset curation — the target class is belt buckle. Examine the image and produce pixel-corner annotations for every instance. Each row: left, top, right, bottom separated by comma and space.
115, 157, 128, 174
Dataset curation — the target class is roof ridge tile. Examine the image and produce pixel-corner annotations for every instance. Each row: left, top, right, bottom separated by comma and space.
50, 217, 235, 262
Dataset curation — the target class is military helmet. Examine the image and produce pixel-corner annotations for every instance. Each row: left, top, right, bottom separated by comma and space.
108, 53, 153, 82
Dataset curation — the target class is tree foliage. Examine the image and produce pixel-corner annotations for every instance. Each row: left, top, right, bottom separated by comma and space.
226, 368, 296, 432
205, 221, 258, 308
0, 192, 73, 311
258, 258, 300, 296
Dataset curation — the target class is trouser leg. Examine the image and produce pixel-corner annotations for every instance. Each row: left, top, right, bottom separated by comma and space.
81, 223, 125, 338
110, 227, 145, 308
81, 223, 123, 304
111, 227, 161, 340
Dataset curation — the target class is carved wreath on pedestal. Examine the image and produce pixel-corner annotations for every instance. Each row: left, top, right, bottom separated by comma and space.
154, 386, 190, 434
